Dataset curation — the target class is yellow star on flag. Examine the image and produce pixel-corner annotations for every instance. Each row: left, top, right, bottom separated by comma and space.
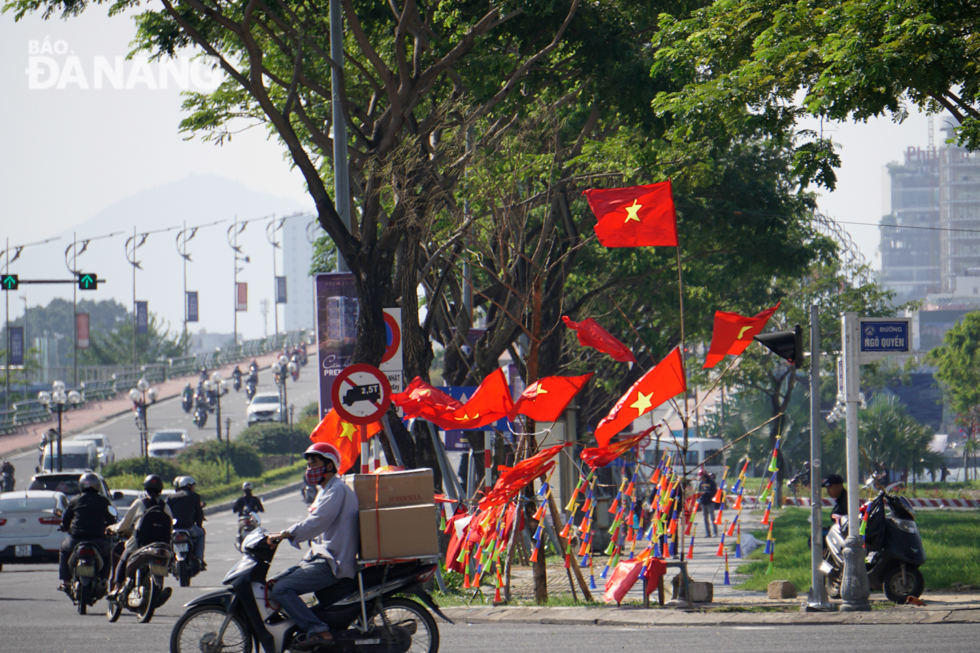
623, 199, 642, 223
339, 421, 357, 441
630, 391, 653, 414
526, 381, 549, 398
737, 326, 752, 339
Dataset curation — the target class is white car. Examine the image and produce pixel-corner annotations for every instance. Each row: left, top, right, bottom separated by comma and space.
247, 392, 282, 424
74, 434, 115, 466
147, 430, 193, 459
0, 490, 69, 570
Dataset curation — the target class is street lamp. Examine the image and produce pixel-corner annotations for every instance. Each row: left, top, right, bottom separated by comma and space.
129, 377, 159, 476
271, 354, 297, 425
204, 372, 229, 442
37, 381, 81, 472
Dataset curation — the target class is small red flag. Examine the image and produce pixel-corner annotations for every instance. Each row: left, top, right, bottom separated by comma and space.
703, 303, 780, 369
562, 316, 636, 363
585, 180, 678, 248
508, 373, 593, 423
580, 431, 648, 469
391, 377, 462, 418
309, 409, 382, 475
594, 348, 686, 447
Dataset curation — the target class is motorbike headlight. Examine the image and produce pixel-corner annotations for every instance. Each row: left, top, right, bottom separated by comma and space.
894, 519, 918, 534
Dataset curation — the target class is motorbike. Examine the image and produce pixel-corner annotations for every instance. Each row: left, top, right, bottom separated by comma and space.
181, 393, 194, 414
66, 539, 110, 614
193, 402, 209, 429
233, 375, 242, 392
107, 541, 174, 624
1, 471, 14, 492
171, 529, 204, 587
169, 527, 447, 653
245, 377, 257, 402
301, 481, 318, 506
787, 464, 810, 499
235, 510, 261, 552
290, 354, 301, 381
820, 486, 926, 604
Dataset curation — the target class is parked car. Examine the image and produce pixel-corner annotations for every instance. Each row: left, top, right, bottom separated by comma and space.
38, 440, 100, 474
0, 490, 69, 570
246, 392, 282, 424
74, 433, 115, 466
147, 430, 192, 459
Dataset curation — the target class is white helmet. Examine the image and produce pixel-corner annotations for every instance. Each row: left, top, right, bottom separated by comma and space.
177, 476, 196, 490
242, 482, 252, 492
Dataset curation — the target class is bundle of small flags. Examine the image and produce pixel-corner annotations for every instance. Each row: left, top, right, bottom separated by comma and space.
762, 437, 780, 573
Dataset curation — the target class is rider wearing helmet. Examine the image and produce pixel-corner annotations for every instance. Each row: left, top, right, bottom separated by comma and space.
266, 443, 358, 649
57, 472, 116, 592
232, 481, 264, 517
167, 475, 206, 568
108, 474, 174, 597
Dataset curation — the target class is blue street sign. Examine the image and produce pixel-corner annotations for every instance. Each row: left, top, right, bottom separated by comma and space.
860, 320, 910, 353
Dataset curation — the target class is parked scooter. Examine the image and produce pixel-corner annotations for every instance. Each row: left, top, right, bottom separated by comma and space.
171, 528, 203, 587
66, 539, 110, 614
169, 527, 447, 653
820, 484, 926, 603
235, 509, 261, 552
107, 540, 174, 624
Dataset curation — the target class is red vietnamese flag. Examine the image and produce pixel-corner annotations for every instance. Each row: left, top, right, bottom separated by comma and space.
594, 347, 686, 447
702, 302, 780, 369
585, 180, 678, 247
479, 443, 567, 509
439, 367, 514, 429
391, 376, 462, 419
562, 316, 637, 363
508, 373, 594, 423
309, 409, 382, 475
580, 430, 649, 469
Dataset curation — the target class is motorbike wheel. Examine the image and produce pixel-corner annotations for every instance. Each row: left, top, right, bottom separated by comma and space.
106, 595, 123, 623
369, 597, 439, 653
76, 582, 88, 615
883, 565, 924, 604
137, 575, 160, 624
178, 561, 191, 587
170, 606, 252, 653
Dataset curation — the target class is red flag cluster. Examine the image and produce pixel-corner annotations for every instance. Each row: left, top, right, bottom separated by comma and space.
479, 443, 567, 509
309, 409, 382, 475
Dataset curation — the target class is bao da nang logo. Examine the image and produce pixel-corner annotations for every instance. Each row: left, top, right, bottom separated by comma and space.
25, 38, 224, 91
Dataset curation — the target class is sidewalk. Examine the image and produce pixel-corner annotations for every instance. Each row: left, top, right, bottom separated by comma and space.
0, 351, 286, 459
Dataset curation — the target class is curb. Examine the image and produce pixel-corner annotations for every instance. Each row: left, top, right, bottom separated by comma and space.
203, 480, 305, 516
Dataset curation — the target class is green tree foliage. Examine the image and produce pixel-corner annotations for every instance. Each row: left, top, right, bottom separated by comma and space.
103, 456, 182, 484
0, 298, 128, 367
652, 0, 980, 151
928, 311, 980, 436
76, 312, 187, 367
177, 440, 263, 478
237, 423, 310, 455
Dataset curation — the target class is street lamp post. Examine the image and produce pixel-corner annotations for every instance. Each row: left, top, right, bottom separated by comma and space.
129, 377, 159, 476
271, 354, 297, 425
205, 372, 229, 443
37, 381, 81, 472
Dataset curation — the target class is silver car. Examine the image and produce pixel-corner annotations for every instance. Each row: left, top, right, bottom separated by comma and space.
147, 430, 193, 459
75, 434, 115, 466
0, 490, 69, 570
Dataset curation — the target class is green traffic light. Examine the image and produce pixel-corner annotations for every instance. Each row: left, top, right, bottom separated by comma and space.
78, 273, 98, 290
1, 274, 17, 291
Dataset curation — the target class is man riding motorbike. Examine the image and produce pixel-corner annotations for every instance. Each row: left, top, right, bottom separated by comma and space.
167, 476, 206, 570
57, 472, 116, 593
232, 481, 265, 516
232, 365, 243, 391
1, 459, 14, 492
107, 475, 174, 598
266, 443, 359, 650
181, 383, 194, 411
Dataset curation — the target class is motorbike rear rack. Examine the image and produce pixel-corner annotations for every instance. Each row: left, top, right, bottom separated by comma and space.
353, 555, 440, 631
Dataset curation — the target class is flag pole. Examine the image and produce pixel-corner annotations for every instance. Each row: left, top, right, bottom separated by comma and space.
674, 227, 695, 606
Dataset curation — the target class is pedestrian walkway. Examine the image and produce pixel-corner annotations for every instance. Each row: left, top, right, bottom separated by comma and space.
0, 351, 285, 459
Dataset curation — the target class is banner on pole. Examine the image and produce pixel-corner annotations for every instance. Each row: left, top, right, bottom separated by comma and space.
135, 302, 149, 334
186, 291, 199, 323
8, 326, 24, 365
236, 282, 248, 312
276, 276, 287, 304
76, 314, 90, 349
314, 273, 358, 418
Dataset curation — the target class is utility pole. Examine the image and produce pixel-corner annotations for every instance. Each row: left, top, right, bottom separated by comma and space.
176, 219, 225, 343
126, 224, 179, 369
331, 0, 351, 272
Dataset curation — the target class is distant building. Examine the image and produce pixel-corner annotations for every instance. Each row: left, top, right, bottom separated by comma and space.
280, 214, 316, 335
939, 124, 980, 291
188, 330, 235, 355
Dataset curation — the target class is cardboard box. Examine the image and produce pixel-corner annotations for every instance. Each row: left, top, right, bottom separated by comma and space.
359, 504, 439, 560
345, 469, 434, 510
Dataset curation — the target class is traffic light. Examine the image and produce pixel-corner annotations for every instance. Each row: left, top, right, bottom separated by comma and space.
754, 324, 804, 368
77, 273, 99, 291
0, 274, 17, 291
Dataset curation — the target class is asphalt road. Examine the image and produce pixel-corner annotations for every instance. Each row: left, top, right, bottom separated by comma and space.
6, 365, 322, 489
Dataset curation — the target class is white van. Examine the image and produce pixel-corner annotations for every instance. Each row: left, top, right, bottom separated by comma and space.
642, 435, 725, 480
38, 440, 100, 473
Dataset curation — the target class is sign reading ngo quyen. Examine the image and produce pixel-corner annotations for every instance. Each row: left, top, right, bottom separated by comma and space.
860, 320, 910, 354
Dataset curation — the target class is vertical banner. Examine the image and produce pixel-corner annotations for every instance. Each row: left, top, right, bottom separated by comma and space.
76, 314, 90, 349
8, 326, 25, 366
315, 272, 358, 418
135, 302, 149, 334
186, 291, 199, 323
236, 282, 248, 312
276, 276, 288, 304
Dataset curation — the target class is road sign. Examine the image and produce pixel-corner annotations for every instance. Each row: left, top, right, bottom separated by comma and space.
331, 363, 392, 425
1, 274, 17, 291
858, 317, 911, 363
77, 273, 98, 290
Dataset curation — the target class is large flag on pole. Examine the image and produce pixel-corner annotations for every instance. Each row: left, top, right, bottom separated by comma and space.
562, 316, 637, 363
702, 303, 781, 369
594, 348, 686, 447
585, 180, 678, 248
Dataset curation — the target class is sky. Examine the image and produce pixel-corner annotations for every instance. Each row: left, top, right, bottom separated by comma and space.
0, 8, 939, 335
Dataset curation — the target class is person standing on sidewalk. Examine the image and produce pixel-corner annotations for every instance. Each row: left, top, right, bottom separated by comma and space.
698, 469, 718, 537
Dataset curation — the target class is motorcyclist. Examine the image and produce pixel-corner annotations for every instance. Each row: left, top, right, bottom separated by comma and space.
199, 367, 209, 383
822, 473, 848, 523
232, 481, 264, 516
57, 472, 116, 593
107, 474, 174, 598
167, 476, 206, 570
266, 443, 358, 650
182, 383, 193, 405
1, 459, 14, 492
232, 365, 243, 389
247, 364, 259, 386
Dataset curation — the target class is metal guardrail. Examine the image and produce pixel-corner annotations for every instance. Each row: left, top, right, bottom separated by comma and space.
13, 400, 49, 427
0, 408, 16, 434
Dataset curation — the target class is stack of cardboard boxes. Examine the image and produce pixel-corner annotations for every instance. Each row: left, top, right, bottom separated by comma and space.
344, 468, 439, 561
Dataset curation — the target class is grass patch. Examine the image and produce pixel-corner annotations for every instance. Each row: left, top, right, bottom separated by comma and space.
735, 507, 980, 592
